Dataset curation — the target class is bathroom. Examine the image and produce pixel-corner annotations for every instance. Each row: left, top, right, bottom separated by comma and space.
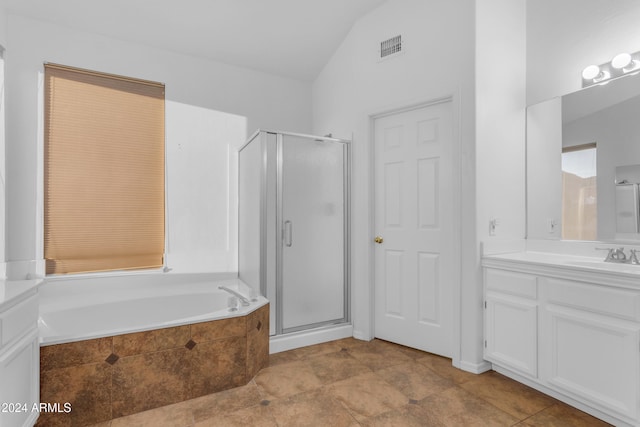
1, 0, 639, 426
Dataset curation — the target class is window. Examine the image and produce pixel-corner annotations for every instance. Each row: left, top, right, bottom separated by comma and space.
44, 64, 165, 275
561, 143, 597, 240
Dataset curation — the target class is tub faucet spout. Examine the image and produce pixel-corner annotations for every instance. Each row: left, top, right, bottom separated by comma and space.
219, 286, 251, 306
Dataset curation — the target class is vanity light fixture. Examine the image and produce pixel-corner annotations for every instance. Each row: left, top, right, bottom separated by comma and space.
582, 49, 640, 87
581, 65, 608, 82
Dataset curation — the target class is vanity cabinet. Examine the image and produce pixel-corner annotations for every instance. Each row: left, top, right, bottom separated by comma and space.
484, 268, 538, 378
0, 285, 40, 427
483, 261, 640, 426
540, 277, 640, 422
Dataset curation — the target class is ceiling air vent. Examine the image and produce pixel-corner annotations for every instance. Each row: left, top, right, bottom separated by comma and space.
380, 35, 402, 59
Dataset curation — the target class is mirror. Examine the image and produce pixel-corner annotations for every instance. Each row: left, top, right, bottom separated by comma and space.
527, 72, 640, 241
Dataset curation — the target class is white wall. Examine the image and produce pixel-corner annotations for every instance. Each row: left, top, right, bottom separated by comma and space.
475, 0, 527, 367
476, 0, 527, 242
0, 7, 5, 272
312, 0, 477, 368
526, 98, 562, 240
0, 7, 6, 48
5, 14, 312, 278
0, 6, 6, 272
527, 0, 640, 105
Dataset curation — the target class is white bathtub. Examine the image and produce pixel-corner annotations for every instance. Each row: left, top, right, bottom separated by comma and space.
38, 272, 268, 345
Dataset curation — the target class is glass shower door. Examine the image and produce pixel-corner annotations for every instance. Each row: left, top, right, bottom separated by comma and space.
279, 135, 347, 332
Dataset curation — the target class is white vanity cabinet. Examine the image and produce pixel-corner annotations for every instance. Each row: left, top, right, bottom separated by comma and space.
483, 256, 640, 427
484, 268, 538, 378
0, 282, 41, 427
540, 276, 640, 422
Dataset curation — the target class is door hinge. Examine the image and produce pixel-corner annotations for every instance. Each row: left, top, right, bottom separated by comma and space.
484, 301, 487, 309
484, 340, 487, 348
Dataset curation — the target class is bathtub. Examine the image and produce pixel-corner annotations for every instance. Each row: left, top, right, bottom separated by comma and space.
37, 272, 270, 425
38, 272, 267, 345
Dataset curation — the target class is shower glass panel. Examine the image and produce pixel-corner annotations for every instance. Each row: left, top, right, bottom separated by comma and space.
279, 135, 346, 332
238, 130, 350, 337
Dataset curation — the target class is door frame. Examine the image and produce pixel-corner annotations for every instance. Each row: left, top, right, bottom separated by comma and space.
368, 96, 462, 363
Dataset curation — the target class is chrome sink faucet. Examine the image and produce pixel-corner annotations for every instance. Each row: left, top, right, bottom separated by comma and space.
596, 247, 640, 264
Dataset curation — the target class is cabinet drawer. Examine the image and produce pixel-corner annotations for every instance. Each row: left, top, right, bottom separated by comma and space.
544, 277, 640, 322
485, 268, 537, 299
0, 294, 39, 347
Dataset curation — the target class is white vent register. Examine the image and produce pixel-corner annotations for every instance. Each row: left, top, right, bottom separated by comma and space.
380, 35, 402, 58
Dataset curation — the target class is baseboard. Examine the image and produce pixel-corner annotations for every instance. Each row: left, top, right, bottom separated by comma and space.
269, 324, 353, 354
352, 329, 372, 342
457, 359, 492, 374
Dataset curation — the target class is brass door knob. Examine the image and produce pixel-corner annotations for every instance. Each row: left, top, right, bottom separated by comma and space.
374, 236, 384, 244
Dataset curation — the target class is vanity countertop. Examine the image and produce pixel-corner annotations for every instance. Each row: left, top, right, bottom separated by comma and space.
483, 251, 640, 285
0, 279, 42, 310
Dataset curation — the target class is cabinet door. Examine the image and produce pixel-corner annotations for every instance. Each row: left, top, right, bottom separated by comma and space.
485, 293, 538, 378
542, 305, 640, 420
0, 331, 39, 427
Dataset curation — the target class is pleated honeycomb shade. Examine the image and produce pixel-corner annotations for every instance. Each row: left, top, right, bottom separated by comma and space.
44, 64, 165, 274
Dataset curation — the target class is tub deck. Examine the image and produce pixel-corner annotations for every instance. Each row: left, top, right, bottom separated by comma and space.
37, 273, 269, 426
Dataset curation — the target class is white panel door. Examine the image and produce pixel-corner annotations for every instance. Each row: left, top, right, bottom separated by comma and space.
374, 101, 454, 356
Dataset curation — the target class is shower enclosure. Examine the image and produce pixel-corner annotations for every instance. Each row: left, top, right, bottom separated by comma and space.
238, 130, 350, 336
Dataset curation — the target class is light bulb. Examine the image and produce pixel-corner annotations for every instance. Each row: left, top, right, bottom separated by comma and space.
612, 52, 633, 70
582, 65, 601, 80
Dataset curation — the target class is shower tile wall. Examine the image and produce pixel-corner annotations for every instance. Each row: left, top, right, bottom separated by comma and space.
37, 304, 269, 426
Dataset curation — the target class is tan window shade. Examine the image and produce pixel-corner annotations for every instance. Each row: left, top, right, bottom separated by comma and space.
44, 63, 165, 275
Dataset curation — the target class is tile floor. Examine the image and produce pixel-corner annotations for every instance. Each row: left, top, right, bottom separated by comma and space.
89, 338, 611, 427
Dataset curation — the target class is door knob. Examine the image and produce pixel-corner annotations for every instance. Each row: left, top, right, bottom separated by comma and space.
374, 236, 384, 244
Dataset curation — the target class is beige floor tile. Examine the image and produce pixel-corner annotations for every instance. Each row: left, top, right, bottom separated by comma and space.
290, 340, 344, 360
442, 410, 520, 427
307, 350, 373, 384
268, 388, 358, 427
345, 339, 414, 371
325, 371, 410, 421
459, 371, 556, 419
331, 337, 370, 350
267, 350, 301, 367
187, 382, 263, 422
109, 399, 193, 427
520, 402, 613, 427
93, 338, 614, 427
373, 340, 432, 360
359, 403, 444, 427
417, 386, 519, 426
254, 360, 324, 400
194, 404, 277, 427
376, 360, 455, 401
416, 352, 479, 384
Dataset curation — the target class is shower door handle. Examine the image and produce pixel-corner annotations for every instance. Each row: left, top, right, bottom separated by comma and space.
284, 220, 293, 247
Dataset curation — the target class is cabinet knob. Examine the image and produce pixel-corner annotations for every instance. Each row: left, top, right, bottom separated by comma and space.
374, 236, 384, 244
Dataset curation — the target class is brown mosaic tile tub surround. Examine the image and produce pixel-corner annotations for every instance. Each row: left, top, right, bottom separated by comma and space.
37, 303, 269, 427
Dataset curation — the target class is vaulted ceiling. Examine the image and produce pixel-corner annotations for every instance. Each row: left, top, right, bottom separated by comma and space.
2, 0, 387, 81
